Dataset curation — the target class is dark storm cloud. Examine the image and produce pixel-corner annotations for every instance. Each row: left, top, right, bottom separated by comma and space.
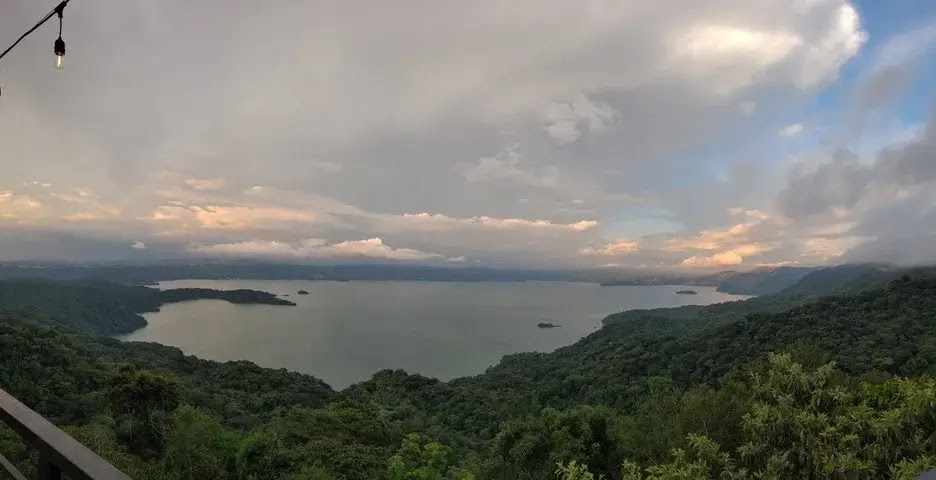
777, 149, 872, 219
776, 104, 936, 265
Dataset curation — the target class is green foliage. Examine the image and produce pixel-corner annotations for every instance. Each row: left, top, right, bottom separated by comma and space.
350, 275, 936, 441
0, 423, 35, 478
2, 273, 936, 479
0, 280, 293, 335
557, 460, 604, 480
738, 353, 936, 479
485, 405, 627, 479
617, 354, 936, 480
64, 421, 164, 480
238, 402, 400, 480
107, 365, 182, 457
161, 405, 240, 479
618, 434, 746, 480
387, 433, 461, 480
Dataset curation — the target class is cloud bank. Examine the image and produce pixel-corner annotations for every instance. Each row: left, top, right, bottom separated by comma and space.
1, 0, 931, 269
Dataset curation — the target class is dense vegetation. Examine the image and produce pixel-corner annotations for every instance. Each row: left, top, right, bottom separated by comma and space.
1, 269, 936, 478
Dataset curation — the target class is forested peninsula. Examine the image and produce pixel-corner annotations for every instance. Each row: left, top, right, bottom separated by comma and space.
0, 280, 294, 335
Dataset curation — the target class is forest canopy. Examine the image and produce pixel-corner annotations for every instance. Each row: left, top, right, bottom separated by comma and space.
1, 271, 936, 478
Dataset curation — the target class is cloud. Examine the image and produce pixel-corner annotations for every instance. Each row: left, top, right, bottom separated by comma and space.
854, 67, 914, 117
663, 222, 757, 251
581, 240, 640, 256
777, 150, 871, 219
728, 207, 770, 220
669, 2, 864, 91
191, 237, 452, 261
779, 123, 804, 137
0, 191, 43, 220
681, 251, 743, 267
779, 106, 936, 222
774, 105, 936, 265
680, 244, 768, 267
544, 93, 618, 144
672, 25, 803, 94
756, 260, 796, 268
0, 0, 875, 267
65, 213, 102, 222
191, 205, 317, 229
184, 178, 226, 191
570, 220, 599, 231
867, 20, 936, 74
376, 212, 598, 233
131, 241, 146, 250
457, 148, 558, 189
148, 203, 320, 230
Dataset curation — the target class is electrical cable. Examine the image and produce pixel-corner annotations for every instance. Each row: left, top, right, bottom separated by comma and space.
0, 0, 69, 62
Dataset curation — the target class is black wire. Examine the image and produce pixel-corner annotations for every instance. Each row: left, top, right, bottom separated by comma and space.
0, 0, 69, 62
0, 10, 55, 61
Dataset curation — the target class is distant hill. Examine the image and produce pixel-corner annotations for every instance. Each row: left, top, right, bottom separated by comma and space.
599, 264, 936, 329
3, 261, 933, 299
0, 262, 591, 284
601, 266, 817, 295
778, 263, 936, 298
699, 266, 817, 295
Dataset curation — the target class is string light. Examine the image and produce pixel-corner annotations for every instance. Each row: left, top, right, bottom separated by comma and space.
0, 0, 72, 97
55, 3, 67, 69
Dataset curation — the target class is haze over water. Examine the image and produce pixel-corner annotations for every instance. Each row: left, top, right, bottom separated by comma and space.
120, 280, 748, 389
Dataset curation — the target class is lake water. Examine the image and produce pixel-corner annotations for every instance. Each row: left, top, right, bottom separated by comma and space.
119, 280, 748, 389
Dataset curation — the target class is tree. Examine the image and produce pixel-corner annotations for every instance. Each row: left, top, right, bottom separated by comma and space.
556, 460, 602, 480
616, 354, 936, 480
161, 405, 240, 480
618, 435, 745, 480
64, 422, 163, 480
738, 353, 936, 479
388, 433, 471, 480
106, 365, 182, 457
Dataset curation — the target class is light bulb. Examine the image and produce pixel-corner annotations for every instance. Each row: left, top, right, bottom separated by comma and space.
54, 37, 65, 70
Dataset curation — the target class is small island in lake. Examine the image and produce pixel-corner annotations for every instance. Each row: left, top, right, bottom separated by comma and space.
297, 290, 310, 295
537, 322, 560, 328
676, 289, 698, 295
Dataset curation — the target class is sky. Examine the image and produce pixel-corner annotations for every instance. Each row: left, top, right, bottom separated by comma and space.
0, 0, 935, 270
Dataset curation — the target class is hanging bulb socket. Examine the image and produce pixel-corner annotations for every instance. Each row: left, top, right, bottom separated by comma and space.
53, 1, 66, 69
54, 37, 65, 69
0, 0, 71, 76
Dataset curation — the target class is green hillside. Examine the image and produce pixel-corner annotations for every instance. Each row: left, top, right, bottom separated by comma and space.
1, 271, 935, 478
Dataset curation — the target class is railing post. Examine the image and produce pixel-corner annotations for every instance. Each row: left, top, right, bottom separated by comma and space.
0, 389, 128, 479
37, 455, 62, 480
0, 451, 27, 480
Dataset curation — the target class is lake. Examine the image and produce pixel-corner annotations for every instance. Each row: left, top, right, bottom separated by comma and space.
119, 280, 748, 389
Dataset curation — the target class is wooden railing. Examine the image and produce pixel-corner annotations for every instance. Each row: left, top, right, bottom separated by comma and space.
0, 390, 127, 480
